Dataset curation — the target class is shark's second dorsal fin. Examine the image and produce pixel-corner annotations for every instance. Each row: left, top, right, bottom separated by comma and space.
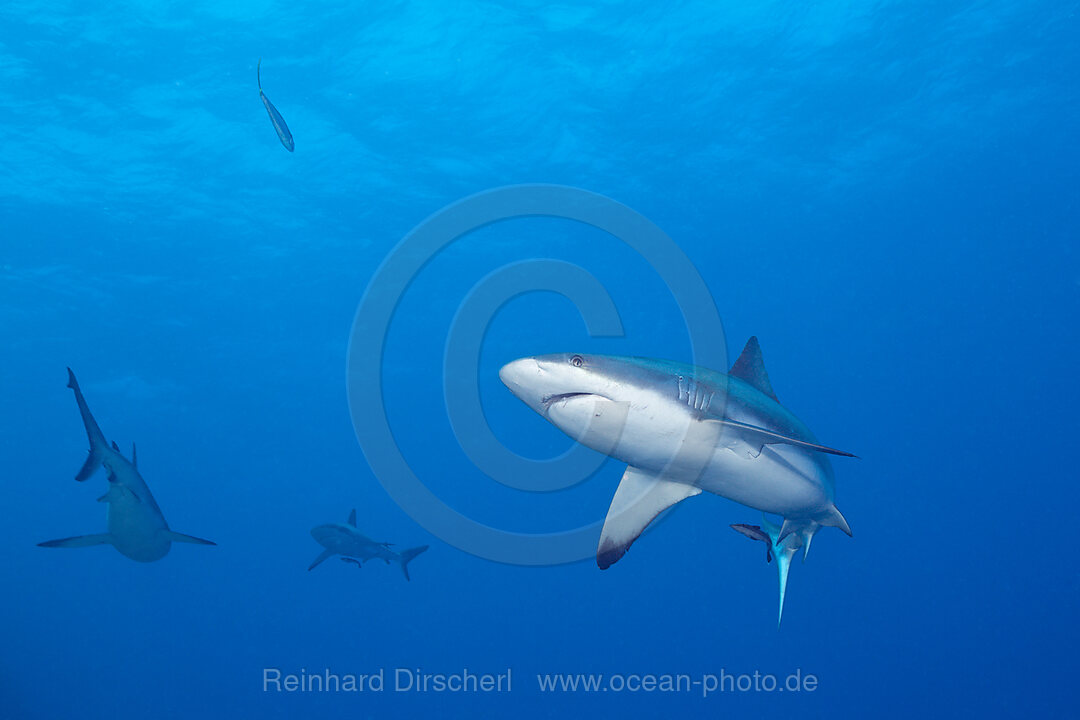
729, 336, 778, 403
347, 509, 357, 527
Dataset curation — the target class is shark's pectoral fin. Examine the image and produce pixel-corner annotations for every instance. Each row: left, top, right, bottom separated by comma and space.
163, 531, 215, 546
597, 466, 701, 569
38, 533, 112, 549
308, 548, 335, 571
711, 418, 857, 458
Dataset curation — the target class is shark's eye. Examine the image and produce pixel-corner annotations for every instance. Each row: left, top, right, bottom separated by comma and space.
570, 355, 584, 367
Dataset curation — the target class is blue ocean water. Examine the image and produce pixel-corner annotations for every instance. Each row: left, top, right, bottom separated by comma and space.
2, 1, 1078, 717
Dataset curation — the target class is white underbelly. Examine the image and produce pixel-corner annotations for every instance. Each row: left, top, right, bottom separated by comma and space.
546, 395, 833, 518
695, 444, 833, 517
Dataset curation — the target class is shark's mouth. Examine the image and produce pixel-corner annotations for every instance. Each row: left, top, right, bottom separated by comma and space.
541, 392, 602, 410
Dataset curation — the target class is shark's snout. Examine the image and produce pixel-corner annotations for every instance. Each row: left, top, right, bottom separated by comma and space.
499, 357, 541, 395
499, 357, 550, 415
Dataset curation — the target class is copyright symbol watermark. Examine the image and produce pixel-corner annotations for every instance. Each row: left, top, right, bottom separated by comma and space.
346, 184, 726, 566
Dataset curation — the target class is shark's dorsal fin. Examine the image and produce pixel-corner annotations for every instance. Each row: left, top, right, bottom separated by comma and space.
111, 441, 121, 452
597, 467, 701, 569
132, 443, 137, 469
729, 336, 778, 403
347, 509, 357, 527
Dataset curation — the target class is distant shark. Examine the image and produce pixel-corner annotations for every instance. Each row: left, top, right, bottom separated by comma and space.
499, 337, 855, 624
38, 369, 215, 562
308, 509, 429, 581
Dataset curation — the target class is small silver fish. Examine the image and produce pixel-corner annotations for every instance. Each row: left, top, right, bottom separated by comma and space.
258, 59, 294, 152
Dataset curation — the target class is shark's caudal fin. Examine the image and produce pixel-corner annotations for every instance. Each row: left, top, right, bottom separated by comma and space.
760, 516, 798, 627
67, 368, 109, 482
38, 533, 112, 549
398, 546, 429, 581
597, 466, 701, 569
733, 516, 818, 627
163, 531, 215, 546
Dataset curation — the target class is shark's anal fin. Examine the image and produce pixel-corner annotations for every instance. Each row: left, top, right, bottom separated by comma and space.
597, 466, 701, 569
163, 531, 215, 546
38, 533, 112, 549
308, 548, 335, 571
713, 418, 857, 458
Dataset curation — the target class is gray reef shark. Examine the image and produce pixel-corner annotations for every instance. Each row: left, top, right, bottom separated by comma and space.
499, 337, 856, 625
38, 369, 215, 562
308, 509, 429, 581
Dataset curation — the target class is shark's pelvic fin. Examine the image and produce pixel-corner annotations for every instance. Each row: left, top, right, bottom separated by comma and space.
96, 484, 140, 504
38, 533, 112, 549
347, 508, 357, 527
308, 548, 335, 571
398, 545, 429, 581
163, 531, 215, 546
67, 368, 108, 482
597, 466, 701, 569
729, 336, 778, 403
820, 505, 852, 536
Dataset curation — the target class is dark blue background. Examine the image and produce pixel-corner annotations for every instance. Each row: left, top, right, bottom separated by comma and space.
1, 1, 1076, 717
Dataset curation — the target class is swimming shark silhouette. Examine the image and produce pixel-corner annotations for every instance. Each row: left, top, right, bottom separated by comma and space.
38, 369, 215, 562
499, 337, 855, 624
308, 509, 429, 581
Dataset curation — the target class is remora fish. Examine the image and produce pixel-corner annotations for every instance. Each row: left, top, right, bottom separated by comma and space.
499, 337, 856, 624
308, 509, 429, 581
258, 58, 294, 152
38, 369, 215, 562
